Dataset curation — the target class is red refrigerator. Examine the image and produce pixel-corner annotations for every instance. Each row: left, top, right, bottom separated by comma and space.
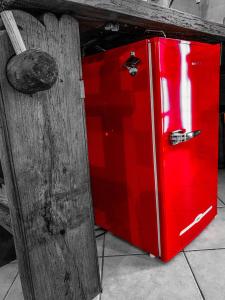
83, 38, 220, 262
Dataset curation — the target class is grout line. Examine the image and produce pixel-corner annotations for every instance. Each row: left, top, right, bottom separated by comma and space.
183, 252, 205, 300
3, 272, 18, 300
218, 195, 225, 206
184, 247, 225, 253
96, 232, 107, 239
99, 233, 106, 300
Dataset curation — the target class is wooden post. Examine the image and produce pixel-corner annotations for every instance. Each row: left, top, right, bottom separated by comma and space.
0, 10, 101, 300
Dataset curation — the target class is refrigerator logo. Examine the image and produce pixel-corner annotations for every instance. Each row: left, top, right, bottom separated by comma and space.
179, 205, 213, 236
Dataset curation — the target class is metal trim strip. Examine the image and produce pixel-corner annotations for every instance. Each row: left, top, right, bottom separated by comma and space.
148, 42, 162, 257
179, 205, 213, 236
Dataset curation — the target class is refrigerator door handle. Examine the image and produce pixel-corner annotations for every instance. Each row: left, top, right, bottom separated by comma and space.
170, 130, 201, 145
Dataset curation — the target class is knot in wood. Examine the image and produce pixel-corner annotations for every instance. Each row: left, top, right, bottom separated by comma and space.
7, 49, 59, 94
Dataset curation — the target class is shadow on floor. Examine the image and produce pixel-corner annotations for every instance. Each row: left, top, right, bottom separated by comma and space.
0, 226, 16, 267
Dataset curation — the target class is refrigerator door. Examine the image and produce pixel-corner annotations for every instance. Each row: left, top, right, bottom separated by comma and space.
150, 38, 221, 261
83, 40, 160, 257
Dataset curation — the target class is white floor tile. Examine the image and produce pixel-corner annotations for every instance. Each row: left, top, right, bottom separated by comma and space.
5, 274, 24, 300
104, 233, 144, 257
101, 253, 202, 300
185, 208, 225, 251
96, 234, 105, 257
217, 197, 225, 207
218, 169, 225, 202
186, 249, 225, 300
0, 261, 18, 299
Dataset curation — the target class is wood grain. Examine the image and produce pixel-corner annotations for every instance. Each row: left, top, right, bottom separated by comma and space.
0, 10, 26, 54
1, 0, 225, 41
0, 10, 100, 300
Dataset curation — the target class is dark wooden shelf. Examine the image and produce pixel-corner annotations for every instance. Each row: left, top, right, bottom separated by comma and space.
1, 0, 225, 42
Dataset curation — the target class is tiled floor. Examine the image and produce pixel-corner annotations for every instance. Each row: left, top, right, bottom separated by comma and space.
1, 170, 225, 300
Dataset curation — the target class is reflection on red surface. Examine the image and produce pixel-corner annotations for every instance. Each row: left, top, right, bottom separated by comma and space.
83, 38, 220, 262
180, 42, 192, 132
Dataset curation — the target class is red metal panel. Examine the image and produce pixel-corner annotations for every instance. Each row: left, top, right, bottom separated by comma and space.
83, 40, 160, 256
150, 38, 220, 261
83, 38, 221, 262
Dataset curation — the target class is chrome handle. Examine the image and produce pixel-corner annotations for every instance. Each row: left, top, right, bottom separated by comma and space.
170, 130, 201, 145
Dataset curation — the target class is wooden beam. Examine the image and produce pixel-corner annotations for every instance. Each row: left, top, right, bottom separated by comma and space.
0, 10, 100, 300
1, 0, 225, 41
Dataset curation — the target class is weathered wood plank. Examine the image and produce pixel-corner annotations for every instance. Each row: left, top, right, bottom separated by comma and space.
1, 0, 225, 41
0, 10, 100, 300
